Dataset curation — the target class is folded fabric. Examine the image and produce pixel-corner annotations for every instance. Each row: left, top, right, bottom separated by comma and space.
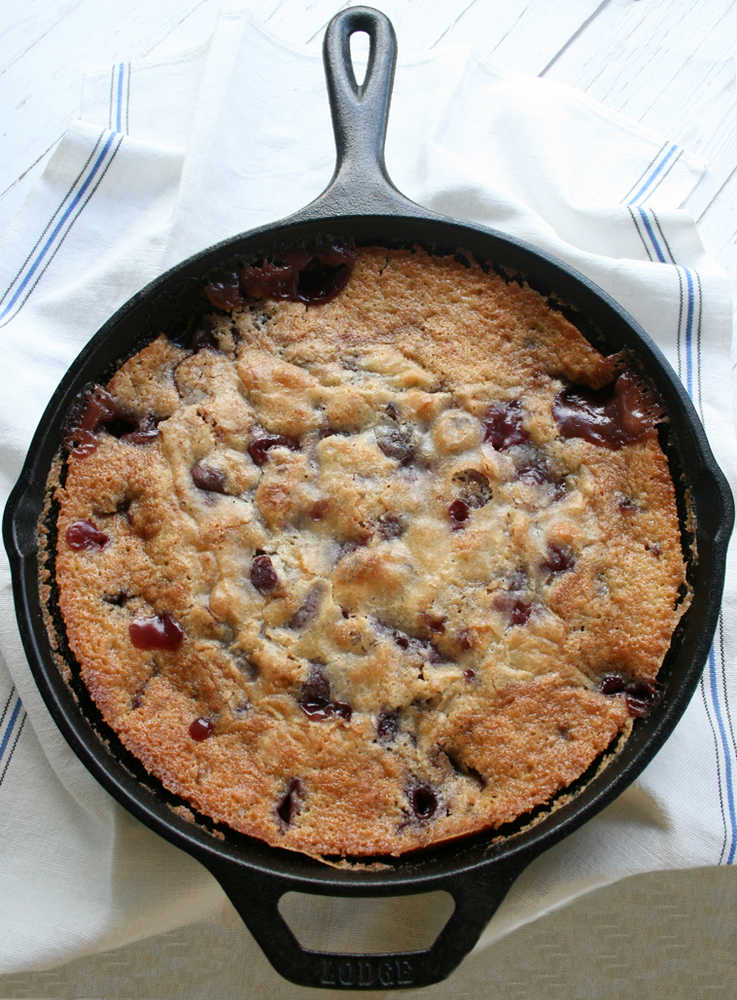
0, 11, 734, 978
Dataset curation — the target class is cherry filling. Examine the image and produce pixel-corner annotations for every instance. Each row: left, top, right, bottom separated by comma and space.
298, 666, 352, 722
66, 520, 109, 551
129, 612, 184, 651
65, 385, 160, 456
484, 400, 529, 450
514, 447, 566, 499
377, 709, 400, 743
410, 785, 438, 820
290, 583, 325, 629
64, 386, 120, 456
239, 244, 355, 305
422, 613, 446, 635
189, 716, 214, 741
277, 778, 304, 826
388, 626, 443, 664
625, 681, 661, 717
248, 435, 298, 466
453, 469, 491, 509
542, 544, 575, 577
553, 372, 661, 448
190, 318, 219, 352
204, 271, 244, 311
191, 461, 226, 493
121, 415, 159, 445
448, 498, 470, 528
376, 425, 416, 465
599, 672, 661, 717
493, 592, 532, 626
250, 554, 278, 594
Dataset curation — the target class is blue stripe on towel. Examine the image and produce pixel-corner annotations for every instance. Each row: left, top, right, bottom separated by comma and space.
0, 131, 117, 323
708, 646, 737, 862
629, 143, 678, 205
627, 154, 736, 864
0, 59, 130, 328
0, 697, 23, 763
0, 59, 134, 792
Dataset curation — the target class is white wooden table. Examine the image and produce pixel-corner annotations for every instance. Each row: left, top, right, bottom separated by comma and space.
2, 2, 736, 997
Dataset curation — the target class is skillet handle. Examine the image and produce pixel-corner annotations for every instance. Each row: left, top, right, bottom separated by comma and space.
203, 858, 526, 990
293, 6, 427, 220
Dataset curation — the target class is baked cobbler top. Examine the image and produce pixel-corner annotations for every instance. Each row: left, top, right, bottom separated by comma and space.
53, 246, 688, 857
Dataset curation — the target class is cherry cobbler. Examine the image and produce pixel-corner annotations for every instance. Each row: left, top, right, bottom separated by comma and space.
52, 246, 689, 857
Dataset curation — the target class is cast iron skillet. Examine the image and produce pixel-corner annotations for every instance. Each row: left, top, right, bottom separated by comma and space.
3, 6, 734, 990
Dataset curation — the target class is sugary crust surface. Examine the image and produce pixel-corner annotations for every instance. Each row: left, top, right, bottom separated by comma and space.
54, 247, 688, 857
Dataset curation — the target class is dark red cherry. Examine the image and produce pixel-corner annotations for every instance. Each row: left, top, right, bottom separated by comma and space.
241, 258, 300, 300
65, 386, 122, 456
543, 544, 575, 577
448, 499, 470, 527
239, 245, 355, 305
129, 612, 184, 651
277, 778, 304, 826
422, 613, 446, 635
293, 255, 352, 304
510, 600, 531, 626
553, 372, 661, 448
189, 716, 214, 741
410, 785, 438, 819
191, 461, 226, 493
625, 680, 660, 717
248, 435, 296, 466
493, 592, 532, 626
598, 672, 660, 717
457, 630, 474, 651
484, 400, 529, 450
66, 520, 109, 550
599, 673, 627, 695
250, 554, 278, 594
204, 271, 244, 311
121, 415, 159, 445
79, 386, 120, 433
298, 665, 352, 722
190, 318, 218, 352
387, 626, 443, 664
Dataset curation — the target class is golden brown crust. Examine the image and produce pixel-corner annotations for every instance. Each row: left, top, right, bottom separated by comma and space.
53, 247, 689, 857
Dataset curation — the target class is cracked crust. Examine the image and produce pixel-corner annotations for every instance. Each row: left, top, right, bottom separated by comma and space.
53, 247, 689, 857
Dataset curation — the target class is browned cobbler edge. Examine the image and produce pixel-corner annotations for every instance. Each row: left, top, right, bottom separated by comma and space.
45, 245, 691, 859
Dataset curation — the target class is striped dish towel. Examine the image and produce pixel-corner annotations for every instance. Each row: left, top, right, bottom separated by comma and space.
0, 12, 734, 978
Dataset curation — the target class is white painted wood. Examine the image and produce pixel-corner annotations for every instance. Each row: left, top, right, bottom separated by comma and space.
3, 0, 736, 291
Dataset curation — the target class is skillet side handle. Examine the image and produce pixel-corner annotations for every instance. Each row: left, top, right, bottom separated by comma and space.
294, 6, 426, 220
203, 859, 526, 990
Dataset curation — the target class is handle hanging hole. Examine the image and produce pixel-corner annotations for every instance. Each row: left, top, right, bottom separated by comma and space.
278, 890, 455, 954
349, 29, 370, 88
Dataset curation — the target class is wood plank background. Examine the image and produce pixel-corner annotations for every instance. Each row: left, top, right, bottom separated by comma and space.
3, 0, 737, 290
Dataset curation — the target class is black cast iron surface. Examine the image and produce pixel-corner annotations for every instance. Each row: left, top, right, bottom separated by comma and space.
3, 6, 734, 990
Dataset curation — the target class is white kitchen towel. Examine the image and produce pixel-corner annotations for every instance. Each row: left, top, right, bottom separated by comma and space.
0, 9, 734, 982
